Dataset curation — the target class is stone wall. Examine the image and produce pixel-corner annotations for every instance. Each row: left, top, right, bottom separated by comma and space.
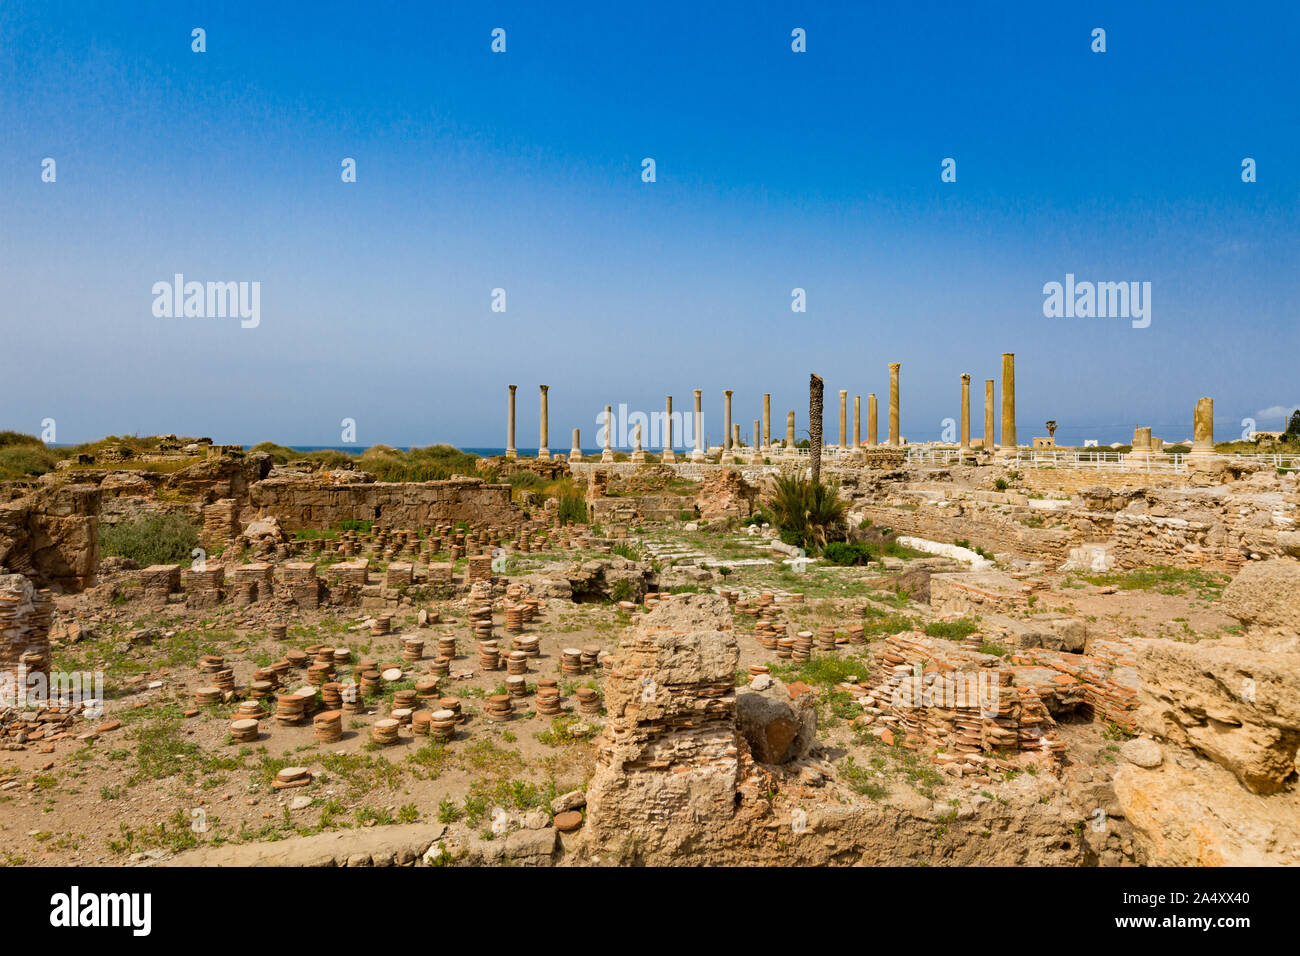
847, 468, 1297, 571
0, 483, 101, 591
246, 476, 520, 532
0, 573, 52, 700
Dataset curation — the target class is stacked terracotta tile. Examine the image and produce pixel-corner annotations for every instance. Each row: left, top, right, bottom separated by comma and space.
1012, 637, 1143, 733
386, 562, 413, 588
138, 564, 181, 604
181, 566, 224, 608
282, 562, 322, 608
229, 563, 274, 603
868, 632, 1063, 774
202, 499, 240, 545
466, 554, 493, 584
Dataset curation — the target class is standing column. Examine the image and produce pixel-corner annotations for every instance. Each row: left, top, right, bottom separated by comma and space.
569, 428, 582, 462
631, 423, 646, 463
601, 405, 614, 462
762, 394, 771, 452
984, 380, 996, 452
662, 395, 676, 463
506, 384, 518, 458
839, 390, 848, 448
1000, 353, 1016, 455
691, 389, 704, 461
853, 395, 861, 449
1191, 397, 1216, 457
752, 420, 760, 461
888, 363, 901, 446
960, 374, 971, 452
537, 385, 550, 460
785, 410, 796, 457
721, 390, 735, 463
868, 394, 878, 446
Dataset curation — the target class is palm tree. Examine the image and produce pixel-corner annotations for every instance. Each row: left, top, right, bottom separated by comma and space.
809, 373, 823, 485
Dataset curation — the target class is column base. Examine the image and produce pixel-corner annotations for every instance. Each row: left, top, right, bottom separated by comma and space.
720, 453, 735, 465
505, 449, 517, 459
568, 449, 582, 462
662, 450, 677, 463
537, 449, 550, 461
630, 451, 646, 463
1188, 445, 1217, 457
600, 449, 614, 463
690, 449, 705, 462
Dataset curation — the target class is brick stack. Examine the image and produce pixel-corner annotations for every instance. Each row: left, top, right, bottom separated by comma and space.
386, 562, 413, 588
282, 563, 322, 608
203, 499, 241, 545
182, 566, 224, 608
229, 563, 274, 603
867, 632, 1064, 775
138, 565, 181, 604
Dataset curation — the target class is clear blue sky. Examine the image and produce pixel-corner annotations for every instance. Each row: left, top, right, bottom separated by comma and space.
2, 0, 1297, 448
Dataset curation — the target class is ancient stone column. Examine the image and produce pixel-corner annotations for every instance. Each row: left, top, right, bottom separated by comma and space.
839, 390, 848, 449
506, 384, 518, 458
1000, 353, 1016, 455
662, 395, 676, 463
631, 424, 646, 463
1130, 426, 1152, 458
537, 385, 550, 461
691, 389, 705, 462
888, 363, 901, 446
984, 380, 996, 452
785, 410, 796, 457
1191, 397, 1216, 456
569, 428, 582, 462
762, 393, 772, 451
960, 374, 971, 452
601, 405, 614, 463
867, 394, 878, 446
721, 390, 735, 464
809, 374, 824, 484
752, 420, 760, 461
853, 395, 861, 449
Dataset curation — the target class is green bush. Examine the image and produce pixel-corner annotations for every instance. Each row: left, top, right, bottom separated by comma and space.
0, 443, 57, 480
557, 494, 586, 525
100, 513, 201, 566
766, 475, 847, 552
822, 541, 876, 566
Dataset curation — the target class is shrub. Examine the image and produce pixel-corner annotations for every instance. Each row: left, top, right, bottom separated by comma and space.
0, 443, 57, 480
822, 541, 876, 566
100, 513, 200, 566
557, 494, 586, 525
767, 475, 847, 552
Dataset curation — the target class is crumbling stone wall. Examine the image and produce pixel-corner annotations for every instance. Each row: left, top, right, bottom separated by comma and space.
246, 476, 520, 532
586, 594, 741, 858
0, 483, 100, 591
847, 467, 1296, 570
0, 573, 52, 701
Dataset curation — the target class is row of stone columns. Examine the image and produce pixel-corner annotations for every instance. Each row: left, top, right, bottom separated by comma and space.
508, 359, 1031, 461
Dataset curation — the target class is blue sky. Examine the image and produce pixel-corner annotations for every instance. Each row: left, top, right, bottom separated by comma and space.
2, 0, 1297, 448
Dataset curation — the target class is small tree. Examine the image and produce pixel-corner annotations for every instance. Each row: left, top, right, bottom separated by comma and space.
1286, 409, 1300, 442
